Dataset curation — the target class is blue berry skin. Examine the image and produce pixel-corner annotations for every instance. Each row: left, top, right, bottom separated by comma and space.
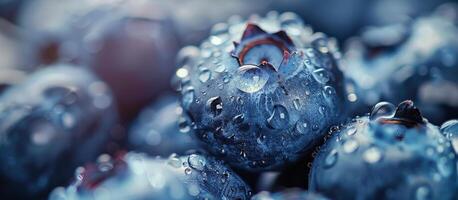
343, 5, 458, 123
309, 100, 458, 200
49, 152, 193, 200
252, 189, 328, 200
440, 119, 458, 199
177, 12, 346, 171
0, 65, 117, 198
166, 153, 252, 199
51, 152, 252, 200
128, 95, 199, 157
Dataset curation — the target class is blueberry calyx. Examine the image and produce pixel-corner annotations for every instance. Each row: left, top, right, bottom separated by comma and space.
232, 23, 295, 67
378, 100, 425, 127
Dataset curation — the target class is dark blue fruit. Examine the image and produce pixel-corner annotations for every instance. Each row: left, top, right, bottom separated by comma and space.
309, 100, 458, 200
252, 189, 328, 200
49, 152, 192, 200
166, 153, 252, 199
128, 95, 199, 157
177, 12, 345, 171
343, 4, 458, 123
19, 0, 180, 121
51, 152, 252, 200
0, 65, 117, 198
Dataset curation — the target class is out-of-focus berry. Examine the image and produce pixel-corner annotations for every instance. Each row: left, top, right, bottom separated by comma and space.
0, 65, 117, 198
49, 152, 192, 200
128, 95, 199, 156
252, 189, 328, 200
310, 100, 458, 200
51, 152, 252, 200
343, 4, 458, 123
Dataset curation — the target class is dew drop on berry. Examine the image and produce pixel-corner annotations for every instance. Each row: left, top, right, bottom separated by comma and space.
370, 102, 396, 120
206, 96, 223, 116
198, 68, 211, 83
323, 85, 336, 99
215, 64, 226, 73
346, 127, 357, 136
184, 168, 192, 175
267, 105, 289, 129
363, 146, 383, 164
178, 116, 191, 133
188, 154, 206, 171
295, 119, 309, 134
415, 185, 432, 200
324, 149, 338, 168
312, 68, 330, 84
343, 139, 359, 153
234, 65, 269, 93
293, 98, 301, 110
182, 87, 195, 109
440, 120, 458, 153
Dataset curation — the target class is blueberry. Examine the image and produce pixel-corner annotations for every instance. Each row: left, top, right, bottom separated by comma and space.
343, 4, 458, 123
0, 65, 117, 198
128, 95, 199, 157
19, 0, 180, 121
51, 152, 252, 200
78, 2, 179, 121
252, 189, 328, 200
176, 12, 345, 171
309, 100, 458, 200
166, 153, 252, 199
49, 152, 192, 200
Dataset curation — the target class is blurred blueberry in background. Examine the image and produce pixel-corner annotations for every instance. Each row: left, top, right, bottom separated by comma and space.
252, 189, 328, 200
49, 152, 192, 200
343, 3, 458, 124
128, 95, 199, 157
310, 101, 458, 200
0, 65, 117, 198
51, 152, 252, 200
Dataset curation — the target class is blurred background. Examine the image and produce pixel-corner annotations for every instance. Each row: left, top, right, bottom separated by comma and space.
0, 0, 457, 199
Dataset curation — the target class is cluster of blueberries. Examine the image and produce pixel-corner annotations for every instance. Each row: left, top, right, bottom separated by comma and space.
0, 0, 457, 200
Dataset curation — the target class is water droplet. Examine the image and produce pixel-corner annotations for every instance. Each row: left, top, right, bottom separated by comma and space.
167, 155, 182, 168
319, 105, 326, 115
370, 102, 395, 120
178, 116, 191, 133
206, 96, 223, 116
346, 127, 357, 136
415, 185, 432, 200
176, 68, 189, 78
233, 114, 244, 124
182, 87, 195, 110
234, 65, 269, 93
184, 168, 192, 175
188, 183, 200, 196
188, 154, 206, 171
97, 154, 113, 172
198, 68, 211, 83
61, 112, 75, 129
437, 156, 453, 177
295, 119, 309, 134
312, 68, 330, 84
323, 86, 336, 98
440, 120, 458, 153
267, 105, 290, 129
363, 147, 383, 164
215, 64, 226, 73
343, 139, 359, 153
324, 149, 338, 168
293, 98, 301, 110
